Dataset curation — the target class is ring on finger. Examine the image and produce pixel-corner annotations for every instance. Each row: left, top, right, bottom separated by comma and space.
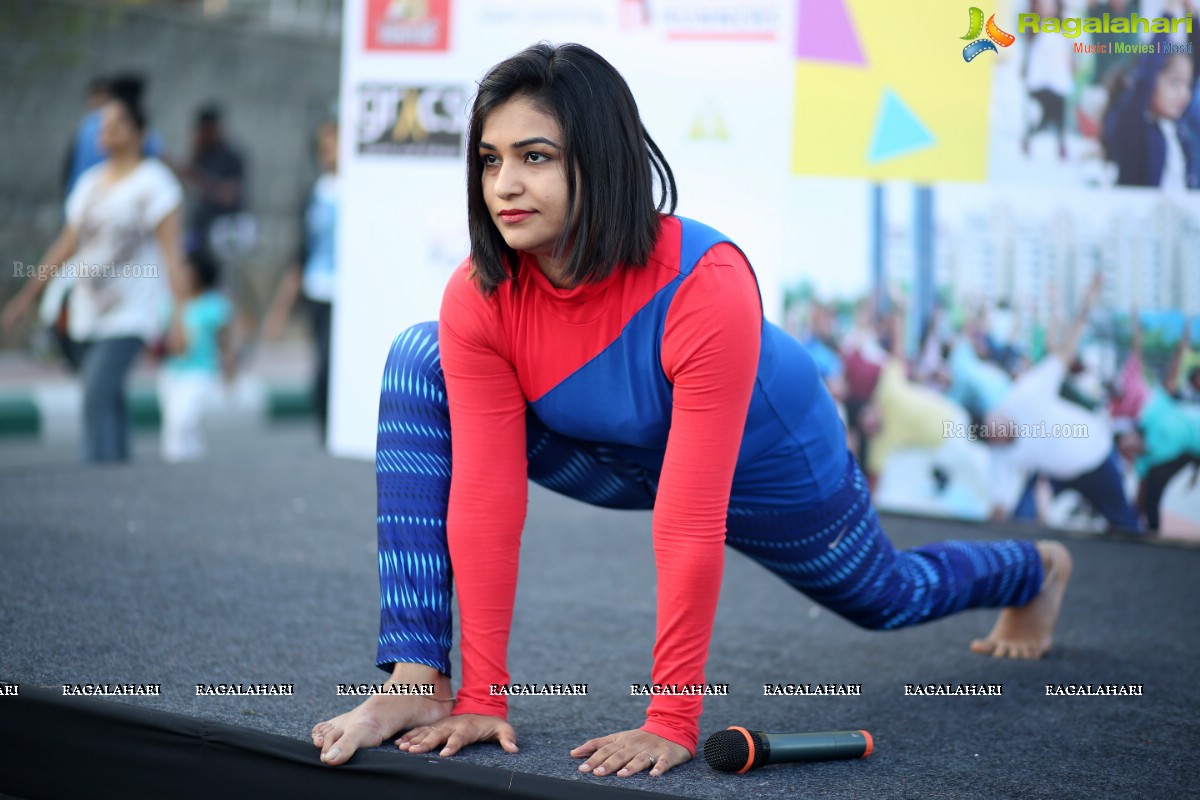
641, 751, 657, 765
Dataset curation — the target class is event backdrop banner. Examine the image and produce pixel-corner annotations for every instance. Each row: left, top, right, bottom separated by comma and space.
331, 0, 1199, 537
331, 0, 794, 458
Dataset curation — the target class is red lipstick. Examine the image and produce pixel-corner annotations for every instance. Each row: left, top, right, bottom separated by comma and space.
498, 209, 535, 223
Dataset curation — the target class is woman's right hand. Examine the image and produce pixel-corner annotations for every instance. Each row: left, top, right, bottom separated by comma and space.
395, 713, 519, 757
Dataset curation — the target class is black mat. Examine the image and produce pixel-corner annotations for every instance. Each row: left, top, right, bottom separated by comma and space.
0, 686, 680, 800
2, 426, 1198, 799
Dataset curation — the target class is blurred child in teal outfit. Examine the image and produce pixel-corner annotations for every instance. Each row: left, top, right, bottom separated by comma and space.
159, 250, 232, 462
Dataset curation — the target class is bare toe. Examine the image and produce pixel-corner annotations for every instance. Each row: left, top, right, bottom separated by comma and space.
319, 725, 347, 762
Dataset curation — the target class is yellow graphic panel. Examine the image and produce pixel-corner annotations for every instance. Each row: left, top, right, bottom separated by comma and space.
793, 0, 996, 182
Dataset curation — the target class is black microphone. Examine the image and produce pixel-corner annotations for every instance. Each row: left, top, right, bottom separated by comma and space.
703, 726, 873, 773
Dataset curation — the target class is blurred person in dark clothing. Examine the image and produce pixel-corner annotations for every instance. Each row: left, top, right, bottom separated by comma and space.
183, 104, 257, 348
183, 105, 246, 255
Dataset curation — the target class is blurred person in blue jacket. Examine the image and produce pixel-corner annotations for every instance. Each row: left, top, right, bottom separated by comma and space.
264, 120, 340, 446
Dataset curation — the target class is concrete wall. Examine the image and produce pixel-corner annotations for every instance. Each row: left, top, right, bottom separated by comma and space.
0, 0, 341, 341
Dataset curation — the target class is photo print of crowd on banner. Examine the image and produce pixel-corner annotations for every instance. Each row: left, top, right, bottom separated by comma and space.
787, 0, 1200, 539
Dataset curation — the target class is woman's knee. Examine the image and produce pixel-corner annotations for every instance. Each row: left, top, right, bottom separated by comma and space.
803, 581, 902, 631
382, 322, 444, 389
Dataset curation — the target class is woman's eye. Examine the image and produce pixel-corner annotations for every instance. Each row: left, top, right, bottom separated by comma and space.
481, 154, 499, 166
526, 152, 550, 164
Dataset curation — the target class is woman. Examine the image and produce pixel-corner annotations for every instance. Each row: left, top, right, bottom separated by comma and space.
312, 43, 1072, 778
4, 83, 185, 462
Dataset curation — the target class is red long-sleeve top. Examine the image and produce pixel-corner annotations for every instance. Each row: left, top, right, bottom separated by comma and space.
437, 216, 762, 754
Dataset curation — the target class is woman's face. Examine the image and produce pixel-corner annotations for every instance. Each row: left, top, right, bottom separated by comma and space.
1151, 55, 1194, 121
478, 96, 571, 276
98, 100, 140, 154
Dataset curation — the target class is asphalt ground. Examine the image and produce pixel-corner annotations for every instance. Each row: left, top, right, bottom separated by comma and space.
2, 425, 1198, 799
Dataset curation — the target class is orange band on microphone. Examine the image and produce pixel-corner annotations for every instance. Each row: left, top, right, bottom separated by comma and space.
859, 730, 874, 758
727, 726, 757, 774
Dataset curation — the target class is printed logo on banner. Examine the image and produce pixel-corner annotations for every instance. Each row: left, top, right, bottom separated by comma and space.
365, 0, 451, 52
960, 8, 1014, 63
356, 84, 466, 157
621, 0, 781, 41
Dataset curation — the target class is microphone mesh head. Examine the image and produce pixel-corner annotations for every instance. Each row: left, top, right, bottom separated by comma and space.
703, 728, 764, 772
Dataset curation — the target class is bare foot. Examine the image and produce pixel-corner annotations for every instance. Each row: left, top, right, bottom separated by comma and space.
970, 541, 1072, 659
312, 667, 454, 766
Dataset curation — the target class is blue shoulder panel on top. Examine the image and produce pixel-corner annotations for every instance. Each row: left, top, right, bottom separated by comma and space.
528, 218, 733, 448
677, 217, 731, 277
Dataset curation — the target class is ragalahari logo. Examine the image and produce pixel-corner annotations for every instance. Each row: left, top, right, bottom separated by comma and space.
961, 7, 1015, 62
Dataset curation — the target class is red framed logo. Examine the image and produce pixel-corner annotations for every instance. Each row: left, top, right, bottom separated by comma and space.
365, 0, 451, 52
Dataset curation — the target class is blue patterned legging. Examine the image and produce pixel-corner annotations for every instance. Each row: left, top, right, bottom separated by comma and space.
374, 323, 1044, 675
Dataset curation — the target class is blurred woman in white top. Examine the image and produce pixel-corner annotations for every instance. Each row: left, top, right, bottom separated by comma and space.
3, 82, 185, 462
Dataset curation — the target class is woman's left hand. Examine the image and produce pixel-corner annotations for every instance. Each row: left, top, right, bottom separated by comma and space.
395, 713, 518, 757
571, 728, 692, 777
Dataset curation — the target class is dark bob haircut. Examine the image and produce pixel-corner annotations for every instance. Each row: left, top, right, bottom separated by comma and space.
109, 75, 148, 133
466, 42, 677, 295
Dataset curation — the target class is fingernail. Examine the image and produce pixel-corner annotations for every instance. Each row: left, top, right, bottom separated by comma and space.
594, 767, 605, 775
650, 769, 660, 776
578, 764, 590, 772
617, 769, 629, 776
327, 748, 340, 761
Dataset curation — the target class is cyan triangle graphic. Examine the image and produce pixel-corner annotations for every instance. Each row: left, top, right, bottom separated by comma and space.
868, 88, 935, 164
796, 0, 866, 65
